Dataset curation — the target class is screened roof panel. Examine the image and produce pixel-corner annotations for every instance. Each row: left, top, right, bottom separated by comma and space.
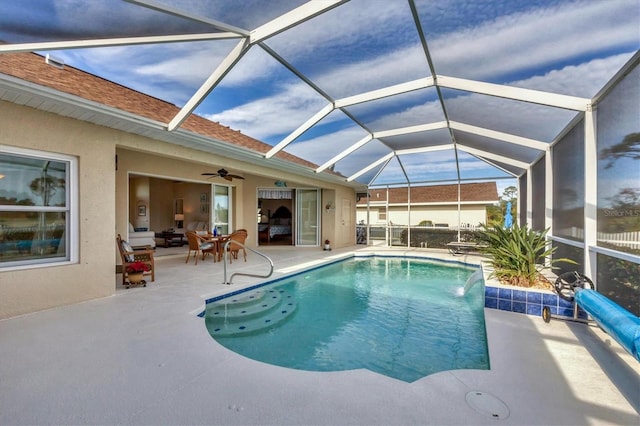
417, 0, 638, 88
370, 156, 407, 187
380, 128, 452, 151
264, 0, 430, 99
342, 87, 443, 133
399, 151, 459, 184
441, 88, 577, 142
1, 0, 638, 189
285, 112, 369, 166
452, 130, 543, 165
0, 0, 220, 43
194, 45, 329, 143
153, 0, 308, 30
333, 138, 391, 179
457, 152, 517, 181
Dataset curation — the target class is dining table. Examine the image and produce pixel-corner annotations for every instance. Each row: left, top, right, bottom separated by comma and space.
203, 233, 230, 262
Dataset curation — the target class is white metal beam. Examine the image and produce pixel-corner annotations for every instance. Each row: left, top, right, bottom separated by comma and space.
526, 167, 533, 225
168, 38, 250, 131
457, 144, 530, 169
316, 134, 373, 173
449, 121, 549, 151
266, 103, 334, 159
0, 33, 241, 53
373, 121, 447, 138
395, 144, 453, 156
251, 1, 347, 43
347, 152, 395, 182
438, 75, 590, 111
334, 77, 434, 108
584, 107, 598, 284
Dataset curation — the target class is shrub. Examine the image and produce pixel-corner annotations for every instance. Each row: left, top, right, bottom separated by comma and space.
477, 223, 576, 287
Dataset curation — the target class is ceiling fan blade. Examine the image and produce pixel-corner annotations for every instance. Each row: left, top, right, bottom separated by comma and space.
223, 175, 233, 181
201, 173, 219, 176
228, 174, 245, 180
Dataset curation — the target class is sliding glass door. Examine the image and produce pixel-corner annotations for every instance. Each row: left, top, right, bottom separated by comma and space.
296, 189, 319, 246
212, 185, 230, 235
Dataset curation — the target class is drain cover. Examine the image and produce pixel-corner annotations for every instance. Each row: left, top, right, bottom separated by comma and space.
465, 391, 510, 419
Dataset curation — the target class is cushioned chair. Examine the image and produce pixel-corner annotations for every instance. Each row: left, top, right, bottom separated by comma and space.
185, 231, 215, 265
116, 234, 155, 287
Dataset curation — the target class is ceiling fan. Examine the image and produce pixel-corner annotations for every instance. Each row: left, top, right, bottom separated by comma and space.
201, 168, 245, 181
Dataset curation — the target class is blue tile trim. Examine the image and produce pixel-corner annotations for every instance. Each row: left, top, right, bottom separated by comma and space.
512, 290, 527, 302
485, 297, 498, 309
485, 285, 575, 319
526, 292, 542, 304
498, 288, 512, 299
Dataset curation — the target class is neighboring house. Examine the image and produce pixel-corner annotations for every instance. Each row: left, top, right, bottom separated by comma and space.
356, 182, 499, 227
0, 52, 359, 319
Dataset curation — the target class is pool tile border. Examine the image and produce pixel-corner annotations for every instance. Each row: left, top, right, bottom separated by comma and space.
484, 284, 588, 320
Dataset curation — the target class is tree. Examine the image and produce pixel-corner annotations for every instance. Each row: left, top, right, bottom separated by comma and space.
599, 132, 640, 169
501, 186, 518, 203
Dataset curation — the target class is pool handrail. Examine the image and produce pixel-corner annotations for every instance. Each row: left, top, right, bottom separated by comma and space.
222, 239, 274, 285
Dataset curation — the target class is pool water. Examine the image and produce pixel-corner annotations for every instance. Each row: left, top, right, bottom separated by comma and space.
204, 256, 488, 382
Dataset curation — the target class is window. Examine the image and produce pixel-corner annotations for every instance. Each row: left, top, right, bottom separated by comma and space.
0, 146, 76, 268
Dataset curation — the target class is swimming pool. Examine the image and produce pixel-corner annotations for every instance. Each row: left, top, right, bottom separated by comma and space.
203, 256, 488, 382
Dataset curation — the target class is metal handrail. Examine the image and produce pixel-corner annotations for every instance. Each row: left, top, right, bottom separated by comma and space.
222, 239, 274, 285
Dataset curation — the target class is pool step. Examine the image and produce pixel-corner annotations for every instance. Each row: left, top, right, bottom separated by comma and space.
205, 287, 297, 336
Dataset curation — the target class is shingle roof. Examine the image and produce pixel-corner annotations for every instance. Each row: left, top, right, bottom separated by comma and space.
0, 52, 324, 172
357, 182, 499, 205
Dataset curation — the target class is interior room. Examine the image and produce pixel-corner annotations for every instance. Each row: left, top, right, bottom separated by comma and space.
258, 189, 294, 246
129, 175, 211, 249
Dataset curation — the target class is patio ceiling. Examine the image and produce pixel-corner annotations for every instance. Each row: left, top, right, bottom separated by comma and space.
1, 0, 638, 189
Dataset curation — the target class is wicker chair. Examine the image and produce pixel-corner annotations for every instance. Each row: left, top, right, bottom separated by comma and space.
185, 231, 215, 265
226, 229, 247, 264
116, 234, 155, 288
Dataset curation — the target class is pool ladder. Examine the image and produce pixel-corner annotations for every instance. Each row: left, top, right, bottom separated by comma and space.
222, 239, 274, 285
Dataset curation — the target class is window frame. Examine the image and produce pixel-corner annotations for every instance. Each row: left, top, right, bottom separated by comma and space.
0, 145, 78, 270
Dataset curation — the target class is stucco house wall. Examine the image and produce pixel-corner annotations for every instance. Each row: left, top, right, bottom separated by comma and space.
1, 102, 116, 319
1, 100, 356, 319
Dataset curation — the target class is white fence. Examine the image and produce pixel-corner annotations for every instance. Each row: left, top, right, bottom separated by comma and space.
557, 227, 640, 249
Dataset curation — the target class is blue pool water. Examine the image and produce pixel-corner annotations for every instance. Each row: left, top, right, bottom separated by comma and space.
204, 256, 488, 382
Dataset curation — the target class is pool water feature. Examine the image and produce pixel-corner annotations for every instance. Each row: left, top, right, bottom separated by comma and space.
204, 256, 488, 383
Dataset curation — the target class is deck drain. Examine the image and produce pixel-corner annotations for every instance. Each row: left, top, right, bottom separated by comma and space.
465, 391, 509, 419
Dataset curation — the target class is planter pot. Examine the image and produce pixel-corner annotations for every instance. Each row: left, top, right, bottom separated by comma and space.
324, 244, 331, 251
127, 272, 145, 284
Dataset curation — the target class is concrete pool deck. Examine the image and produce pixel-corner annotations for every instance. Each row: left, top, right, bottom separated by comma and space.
1, 246, 638, 425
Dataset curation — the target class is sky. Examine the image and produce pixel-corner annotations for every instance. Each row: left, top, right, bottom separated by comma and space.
1, 0, 638, 193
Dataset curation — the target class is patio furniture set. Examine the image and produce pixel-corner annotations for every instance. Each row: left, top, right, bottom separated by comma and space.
117, 229, 247, 287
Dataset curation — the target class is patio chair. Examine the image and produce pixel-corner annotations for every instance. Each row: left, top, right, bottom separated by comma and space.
226, 229, 247, 264
185, 231, 215, 265
116, 234, 155, 287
